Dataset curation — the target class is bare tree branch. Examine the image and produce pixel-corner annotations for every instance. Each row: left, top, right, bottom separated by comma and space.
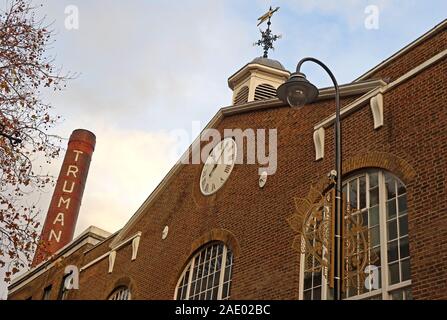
0, 0, 72, 283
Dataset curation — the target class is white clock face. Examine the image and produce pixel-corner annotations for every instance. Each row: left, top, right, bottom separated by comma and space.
200, 138, 237, 196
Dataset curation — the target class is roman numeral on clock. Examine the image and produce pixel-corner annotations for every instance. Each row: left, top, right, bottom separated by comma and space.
224, 165, 231, 173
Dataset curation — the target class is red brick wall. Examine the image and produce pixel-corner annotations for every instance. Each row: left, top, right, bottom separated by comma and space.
8, 243, 94, 300
363, 24, 446, 82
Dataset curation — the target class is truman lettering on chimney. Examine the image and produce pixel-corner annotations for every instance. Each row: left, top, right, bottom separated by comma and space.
32, 130, 95, 266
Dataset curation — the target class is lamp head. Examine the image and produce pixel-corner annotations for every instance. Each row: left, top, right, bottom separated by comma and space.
276, 72, 319, 108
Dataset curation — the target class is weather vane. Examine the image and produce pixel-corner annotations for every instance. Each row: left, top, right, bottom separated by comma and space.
254, 6, 281, 58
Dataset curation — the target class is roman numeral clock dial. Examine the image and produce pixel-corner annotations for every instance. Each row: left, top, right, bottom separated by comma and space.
200, 138, 237, 196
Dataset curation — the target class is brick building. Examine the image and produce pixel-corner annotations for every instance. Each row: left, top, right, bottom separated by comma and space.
8, 19, 447, 300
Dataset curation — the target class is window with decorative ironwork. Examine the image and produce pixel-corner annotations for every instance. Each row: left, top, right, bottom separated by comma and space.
299, 169, 412, 300
108, 286, 131, 300
175, 242, 233, 300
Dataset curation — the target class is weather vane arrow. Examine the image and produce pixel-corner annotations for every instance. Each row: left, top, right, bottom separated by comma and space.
257, 6, 280, 26
254, 6, 281, 58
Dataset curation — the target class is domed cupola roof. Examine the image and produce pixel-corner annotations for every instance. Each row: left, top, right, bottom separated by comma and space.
250, 57, 285, 71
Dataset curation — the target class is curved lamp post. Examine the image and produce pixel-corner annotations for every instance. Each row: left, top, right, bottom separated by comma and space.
277, 57, 342, 300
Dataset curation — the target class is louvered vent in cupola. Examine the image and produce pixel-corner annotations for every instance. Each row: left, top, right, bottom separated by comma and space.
228, 57, 290, 106
254, 83, 277, 101
234, 86, 249, 106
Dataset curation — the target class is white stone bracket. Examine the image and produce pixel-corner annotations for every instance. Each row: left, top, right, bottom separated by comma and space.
108, 250, 116, 274
312, 92, 385, 159
313, 127, 325, 161
131, 235, 140, 261
370, 93, 384, 129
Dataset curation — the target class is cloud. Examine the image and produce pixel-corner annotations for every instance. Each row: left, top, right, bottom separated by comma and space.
19, 0, 258, 240
40, 0, 251, 132
72, 127, 177, 235
276, 0, 393, 30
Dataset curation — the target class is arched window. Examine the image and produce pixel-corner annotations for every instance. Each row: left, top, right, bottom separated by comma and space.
108, 286, 131, 300
300, 169, 412, 300
175, 242, 234, 300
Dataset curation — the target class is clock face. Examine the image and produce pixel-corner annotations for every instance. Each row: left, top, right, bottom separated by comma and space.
200, 137, 237, 196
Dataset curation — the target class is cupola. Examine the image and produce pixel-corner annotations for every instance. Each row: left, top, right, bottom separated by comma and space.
228, 57, 290, 106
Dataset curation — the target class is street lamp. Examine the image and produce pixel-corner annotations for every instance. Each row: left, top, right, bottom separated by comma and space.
277, 57, 343, 300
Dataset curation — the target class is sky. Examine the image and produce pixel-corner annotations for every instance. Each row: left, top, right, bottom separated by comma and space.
1, 0, 446, 298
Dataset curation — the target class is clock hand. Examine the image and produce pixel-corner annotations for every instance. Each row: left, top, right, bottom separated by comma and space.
209, 146, 227, 177
209, 165, 217, 177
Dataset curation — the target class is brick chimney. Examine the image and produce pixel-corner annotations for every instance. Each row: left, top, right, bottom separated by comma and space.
32, 129, 96, 266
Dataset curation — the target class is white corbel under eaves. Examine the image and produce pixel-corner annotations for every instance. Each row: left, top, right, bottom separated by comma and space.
313, 127, 325, 160
370, 93, 384, 129
131, 235, 140, 261
108, 250, 116, 274
80, 232, 142, 274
